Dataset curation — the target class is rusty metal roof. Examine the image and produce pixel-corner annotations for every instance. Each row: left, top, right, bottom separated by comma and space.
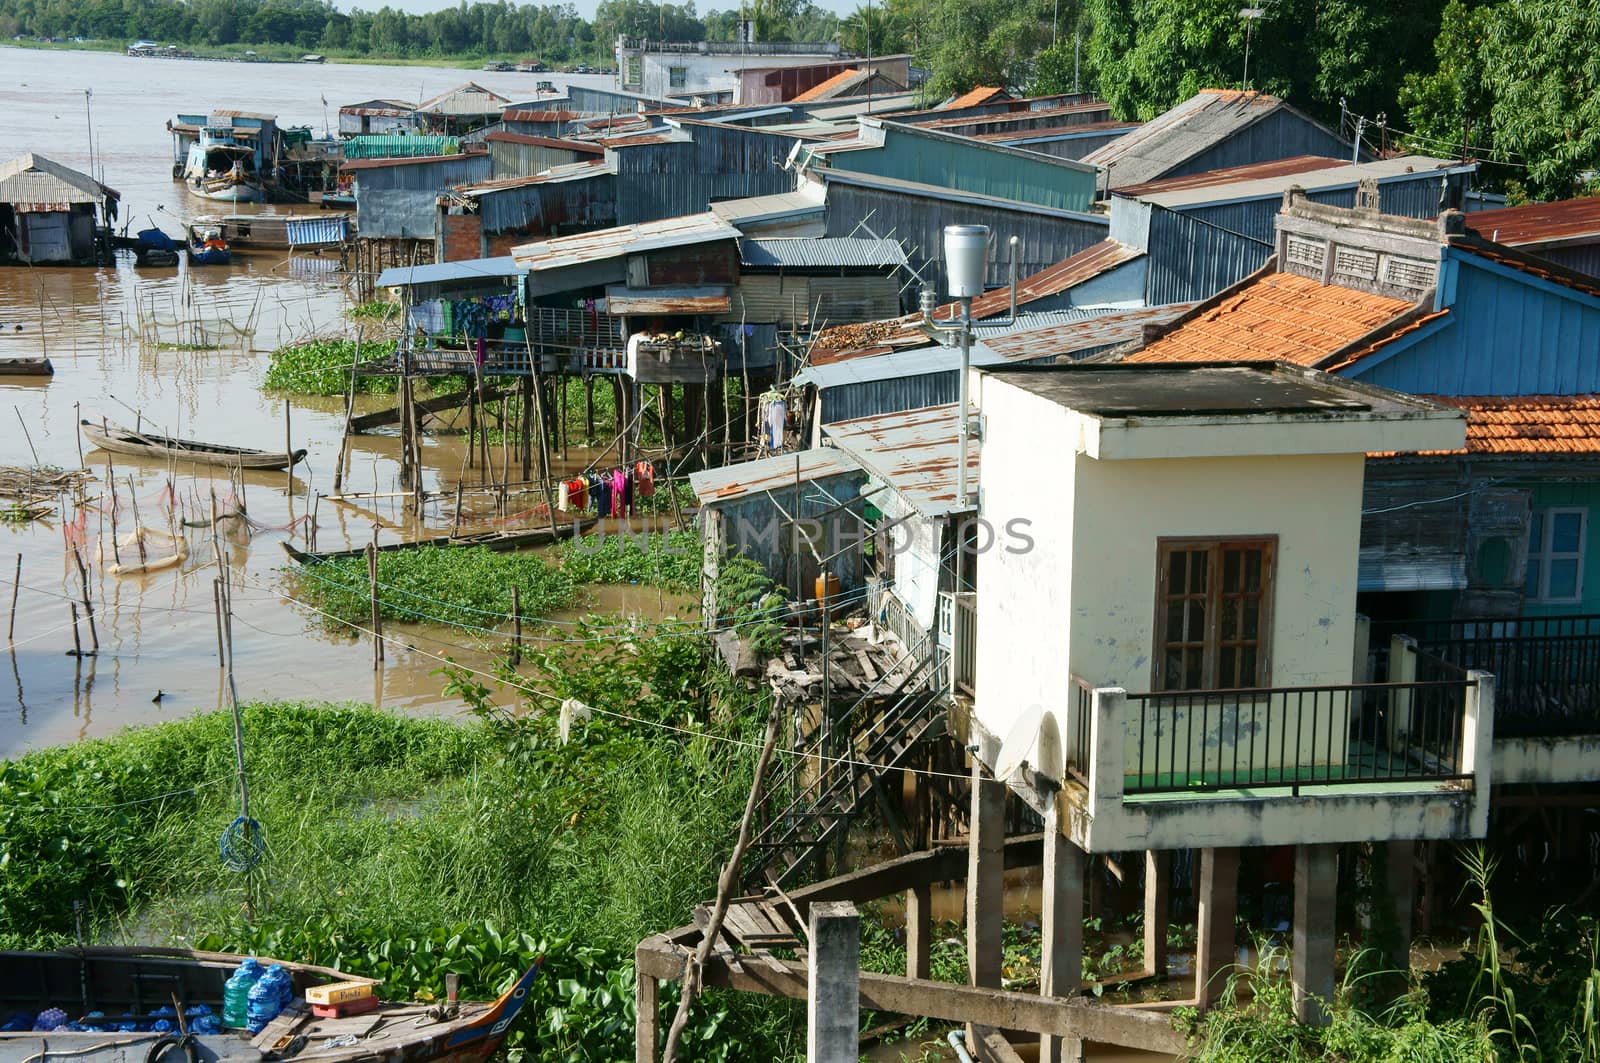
457, 160, 612, 195
1465, 196, 1600, 248
484, 130, 605, 153
503, 109, 590, 123
973, 120, 1141, 143
940, 86, 1009, 110
1085, 89, 1316, 188
419, 82, 511, 115
689, 447, 862, 504
341, 149, 484, 172
823, 403, 977, 517
809, 239, 1144, 364
511, 211, 739, 272
604, 285, 731, 315
983, 302, 1201, 361
915, 99, 1112, 130
1111, 154, 1348, 197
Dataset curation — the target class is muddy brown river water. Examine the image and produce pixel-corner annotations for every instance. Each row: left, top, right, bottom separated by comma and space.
0, 48, 682, 755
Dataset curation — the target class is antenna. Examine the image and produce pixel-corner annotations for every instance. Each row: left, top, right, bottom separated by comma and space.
1238, 7, 1264, 90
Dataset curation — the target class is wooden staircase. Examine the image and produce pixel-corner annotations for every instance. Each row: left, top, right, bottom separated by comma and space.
745, 644, 949, 890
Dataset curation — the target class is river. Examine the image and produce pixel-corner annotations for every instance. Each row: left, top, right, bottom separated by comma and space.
0, 47, 682, 756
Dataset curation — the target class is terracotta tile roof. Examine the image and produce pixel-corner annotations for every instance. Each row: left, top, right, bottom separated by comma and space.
1324, 310, 1450, 372
791, 68, 866, 102
1465, 196, 1600, 247
942, 86, 1008, 110
808, 240, 1144, 365
1410, 395, 1600, 456
1126, 272, 1414, 366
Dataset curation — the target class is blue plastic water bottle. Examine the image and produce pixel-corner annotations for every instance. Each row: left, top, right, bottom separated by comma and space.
246, 965, 291, 1033
222, 958, 263, 1029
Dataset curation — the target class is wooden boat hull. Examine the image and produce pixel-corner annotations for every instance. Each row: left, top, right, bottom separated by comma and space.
188, 178, 265, 203
187, 245, 233, 265
81, 419, 306, 471
0, 357, 52, 376
282, 519, 596, 564
0, 947, 541, 1063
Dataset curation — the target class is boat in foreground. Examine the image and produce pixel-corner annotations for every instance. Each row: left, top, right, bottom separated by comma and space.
0, 945, 541, 1063
0, 356, 52, 376
282, 518, 596, 564
81, 419, 306, 471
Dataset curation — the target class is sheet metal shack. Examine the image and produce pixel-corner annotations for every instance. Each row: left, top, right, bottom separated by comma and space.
691, 448, 868, 618
0, 153, 118, 266
344, 152, 493, 239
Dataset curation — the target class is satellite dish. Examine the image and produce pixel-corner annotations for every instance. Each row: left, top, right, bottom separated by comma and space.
1035, 711, 1063, 784
993, 703, 1044, 782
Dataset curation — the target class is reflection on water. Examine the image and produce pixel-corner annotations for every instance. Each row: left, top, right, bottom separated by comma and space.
0, 48, 672, 755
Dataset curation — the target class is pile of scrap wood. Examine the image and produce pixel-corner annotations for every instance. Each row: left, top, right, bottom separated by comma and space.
0, 465, 94, 519
763, 625, 913, 701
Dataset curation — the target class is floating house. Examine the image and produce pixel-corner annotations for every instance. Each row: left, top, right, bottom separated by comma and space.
416, 83, 513, 137
168, 109, 280, 203
337, 99, 421, 138
0, 153, 118, 266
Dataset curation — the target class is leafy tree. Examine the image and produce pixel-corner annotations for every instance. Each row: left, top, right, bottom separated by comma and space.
1400, 1, 1495, 165
922, 0, 1050, 97
838, 3, 903, 56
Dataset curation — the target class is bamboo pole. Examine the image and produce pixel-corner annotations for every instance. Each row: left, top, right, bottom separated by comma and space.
7, 554, 19, 642
69, 603, 82, 656
510, 585, 521, 667
284, 399, 293, 497
661, 701, 782, 1063
332, 331, 361, 495
125, 476, 148, 564
71, 546, 97, 651
367, 539, 384, 668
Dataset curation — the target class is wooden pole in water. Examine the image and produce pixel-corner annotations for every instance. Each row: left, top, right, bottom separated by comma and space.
213, 578, 226, 668
7, 554, 19, 643
520, 375, 534, 482
68, 603, 82, 656
585, 377, 595, 444
71, 546, 97, 651
284, 399, 293, 497
510, 584, 521, 667
73, 402, 85, 470
333, 332, 361, 495
452, 482, 464, 538
125, 476, 148, 565
367, 539, 383, 667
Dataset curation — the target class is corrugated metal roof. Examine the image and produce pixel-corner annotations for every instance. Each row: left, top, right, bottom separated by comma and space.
983, 302, 1200, 361
342, 135, 459, 160
975, 120, 1141, 144
689, 447, 862, 504
1466, 196, 1600, 247
419, 82, 511, 116
342, 150, 483, 171
511, 212, 739, 271
376, 256, 520, 289
503, 109, 589, 123
809, 239, 1142, 364
941, 86, 1009, 110
1085, 89, 1342, 188
740, 236, 907, 269
483, 131, 605, 154
1113, 154, 1348, 197
1129, 155, 1468, 210
0, 153, 115, 205
916, 100, 1112, 131
792, 68, 868, 102
710, 189, 827, 226
458, 160, 612, 195
823, 403, 975, 517
813, 167, 1101, 219
604, 285, 731, 314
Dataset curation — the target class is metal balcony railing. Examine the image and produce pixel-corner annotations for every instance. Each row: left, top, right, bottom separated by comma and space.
1119, 680, 1477, 796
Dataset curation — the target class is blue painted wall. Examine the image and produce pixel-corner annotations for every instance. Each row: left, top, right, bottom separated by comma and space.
1345, 247, 1600, 396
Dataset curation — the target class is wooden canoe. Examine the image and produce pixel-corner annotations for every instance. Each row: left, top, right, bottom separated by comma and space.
0, 945, 542, 1063
0, 356, 53, 376
282, 518, 596, 564
81, 419, 306, 471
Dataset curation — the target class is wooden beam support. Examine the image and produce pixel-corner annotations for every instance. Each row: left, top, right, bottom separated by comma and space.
634, 939, 1188, 1056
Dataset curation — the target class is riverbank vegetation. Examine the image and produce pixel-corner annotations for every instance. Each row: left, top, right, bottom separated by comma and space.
263, 337, 399, 396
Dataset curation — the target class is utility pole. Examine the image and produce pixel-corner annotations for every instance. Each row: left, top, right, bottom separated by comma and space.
83, 89, 94, 183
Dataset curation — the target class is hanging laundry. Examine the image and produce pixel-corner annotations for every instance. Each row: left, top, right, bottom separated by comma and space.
635, 461, 655, 498
558, 481, 571, 512
610, 468, 627, 518
764, 395, 787, 450
591, 472, 611, 518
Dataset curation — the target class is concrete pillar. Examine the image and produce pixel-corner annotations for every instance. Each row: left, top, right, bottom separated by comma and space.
967, 759, 1006, 989
633, 965, 658, 1063
906, 884, 932, 980
1385, 840, 1415, 975
1040, 797, 1084, 1063
1293, 844, 1338, 1026
1144, 850, 1171, 979
1195, 846, 1239, 1011
807, 900, 860, 1063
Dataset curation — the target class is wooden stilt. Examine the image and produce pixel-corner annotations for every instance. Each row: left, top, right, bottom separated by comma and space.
584, 377, 595, 443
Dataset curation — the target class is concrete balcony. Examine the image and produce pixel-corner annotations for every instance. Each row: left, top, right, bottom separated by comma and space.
1057, 673, 1493, 852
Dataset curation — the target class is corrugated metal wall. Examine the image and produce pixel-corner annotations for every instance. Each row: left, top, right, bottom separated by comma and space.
611, 124, 805, 225
1167, 109, 1354, 178
478, 172, 618, 235
353, 156, 492, 238
1545, 244, 1600, 280
706, 469, 869, 596
1172, 174, 1450, 247
823, 182, 1108, 285
1348, 249, 1600, 395
715, 322, 780, 370
488, 140, 590, 177
827, 126, 1096, 212
1143, 206, 1271, 304
1008, 130, 1134, 161
724, 274, 900, 326
820, 370, 958, 424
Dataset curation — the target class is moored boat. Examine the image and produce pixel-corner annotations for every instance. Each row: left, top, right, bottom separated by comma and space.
187, 225, 232, 265
0, 356, 52, 376
282, 519, 596, 564
0, 945, 541, 1063
81, 419, 306, 470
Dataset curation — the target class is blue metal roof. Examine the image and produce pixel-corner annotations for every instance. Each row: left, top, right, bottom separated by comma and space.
376, 256, 520, 289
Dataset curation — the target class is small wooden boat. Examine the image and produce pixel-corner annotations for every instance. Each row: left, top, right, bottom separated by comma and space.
81, 420, 306, 471
0, 356, 52, 376
187, 225, 233, 265
282, 519, 596, 564
0, 945, 541, 1063
133, 227, 182, 268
